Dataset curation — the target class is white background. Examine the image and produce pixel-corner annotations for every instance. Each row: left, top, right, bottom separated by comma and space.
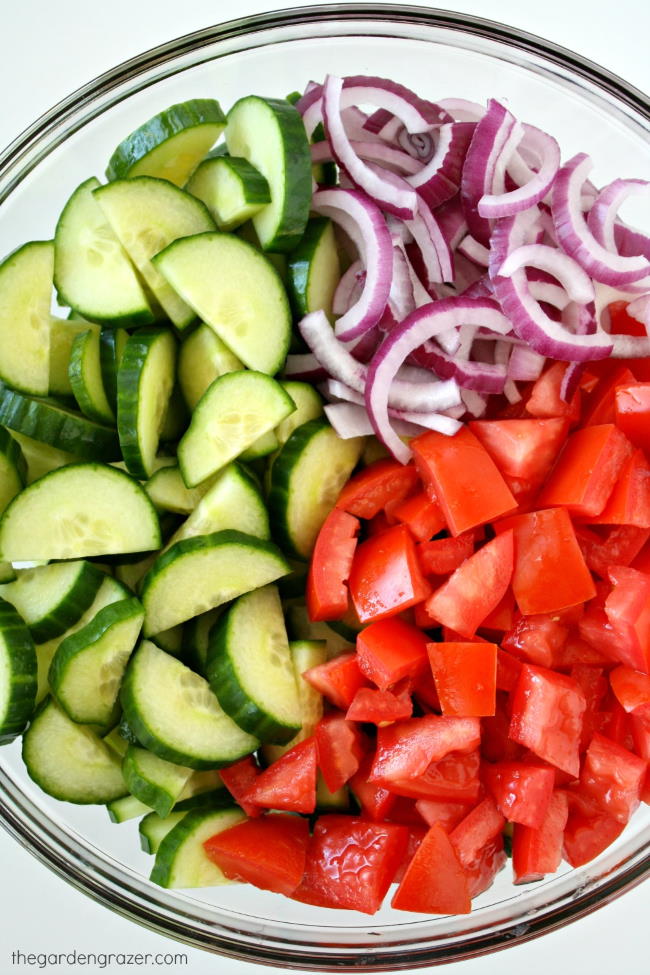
0, 1, 648, 973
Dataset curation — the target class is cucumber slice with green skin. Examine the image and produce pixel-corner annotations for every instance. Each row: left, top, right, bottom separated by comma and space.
69, 328, 115, 425
0, 383, 120, 461
268, 419, 365, 559
226, 96, 312, 253
139, 810, 186, 854
8, 431, 79, 484
236, 220, 288, 283
150, 806, 246, 888
277, 559, 309, 601
159, 384, 188, 444
176, 768, 223, 806
287, 217, 340, 321
207, 584, 301, 745
178, 323, 243, 412
174, 788, 230, 812
141, 530, 289, 635
177, 370, 295, 488
182, 609, 222, 677
22, 697, 127, 803
121, 640, 258, 769
276, 381, 323, 447
186, 155, 271, 231
286, 604, 354, 659
94, 178, 215, 329
0, 463, 161, 562
0, 560, 104, 642
261, 638, 327, 764
153, 233, 291, 375
122, 744, 194, 817
238, 429, 279, 461
145, 464, 214, 515
117, 327, 177, 479
54, 177, 154, 326
103, 725, 129, 758
0, 426, 27, 516
0, 597, 37, 743
106, 794, 151, 823
99, 327, 129, 413
0, 563, 16, 584
151, 623, 184, 658
49, 316, 97, 397
48, 597, 144, 726
0, 240, 53, 395
106, 100, 226, 187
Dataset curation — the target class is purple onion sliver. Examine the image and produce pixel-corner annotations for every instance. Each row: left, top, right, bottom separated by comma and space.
479, 124, 561, 219
407, 122, 475, 209
587, 179, 650, 251
461, 99, 520, 247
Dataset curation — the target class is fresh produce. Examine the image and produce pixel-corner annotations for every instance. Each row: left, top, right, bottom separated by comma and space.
0, 69, 648, 921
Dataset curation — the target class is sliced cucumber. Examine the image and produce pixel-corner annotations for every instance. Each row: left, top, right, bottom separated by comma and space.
176, 768, 224, 806
54, 176, 154, 326
286, 603, 354, 659
0, 563, 16, 584
145, 464, 214, 515
159, 384, 188, 443
120, 640, 258, 768
276, 381, 323, 447
141, 530, 289, 635
239, 429, 279, 461
103, 725, 129, 758
287, 217, 340, 320
69, 327, 115, 424
268, 419, 365, 558
182, 609, 222, 676
316, 775, 350, 812
0, 240, 53, 395
117, 327, 177, 479
177, 323, 243, 412
150, 806, 246, 888
207, 585, 301, 744
99, 327, 129, 413
94, 177, 215, 329
122, 744, 194, 817
0, 426, 26, 516
106, 794, 151, 823
48, 597, 144, 725
261, 638, 327, 763
0, 383, 120, 461
151, 623, 184, 657
226, 96, 312, 252
8, 431, 79, 484
0, 560, 104, 642
178, 371, 295, 488
186, 155, 271, 231
106, 100, 226, 187
0, 597, 37, 743
49, 316, 97, 397
22, 697, 127, 803
168, 463, 270, 548
139, 810, 185, 854
0, 463, 161, 561
153, 233, 291, 375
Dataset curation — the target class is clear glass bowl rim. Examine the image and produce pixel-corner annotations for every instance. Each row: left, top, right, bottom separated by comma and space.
0, 4, 648, 970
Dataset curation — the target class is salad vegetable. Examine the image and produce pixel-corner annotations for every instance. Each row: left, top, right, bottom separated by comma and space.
0, 70, 648, 920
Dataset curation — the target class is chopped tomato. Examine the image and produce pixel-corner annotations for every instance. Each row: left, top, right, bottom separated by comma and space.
335, 459, 419, 519
348, 754, 396, 821
346, 683, 413, 723
605, 565, 650, 672
378, 749, 482, 804
525, 360, 581, 423
203, 814, 309, 895
425, 531, 514, 638
303, 653, 369, 710
570, 664, 608, 749
482, 761, 555, 828
563, 791, 625, 867
496, 648, 523, 692
615, 383, 650, 452
449, 797, 507, 898
293, 816, 409, 914
391, 823, 471, 914
348, 524, 432, 623
480, 588, 516, 634
369, 715, 481, 783
411, 426, 517, 536
469, 417, 569, 490
509, 664, 586, 778
427, 641, 497, 717
610, 665, 650, 720
391, 490, 447, 540
219, 756, 263, 818
415, 798, 471, 831
497, 507, 596, 615
501, 614, 568, 669
355, 616, 429, 690
306, 508, 360, 621
581, 364, 636, 426
607, 301, 650, 381
586, 450, 650, 528
315, 713, 367, 794
416, 531, 475, 577
576, 524, 650, 578
392, 824, 429, 884
512, 790, 569, 883
537, 424, 632, 518
579, 732, 646, 823
243, 738, 318, 814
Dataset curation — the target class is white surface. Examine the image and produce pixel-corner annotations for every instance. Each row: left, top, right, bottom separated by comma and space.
0, 1, 648, 973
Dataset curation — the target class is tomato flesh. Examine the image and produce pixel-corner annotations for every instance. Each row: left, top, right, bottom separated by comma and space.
335, 459, 419, 519
512, 790, 569, 883
203, 814, 309, 895
243, 738, 318, 814
391, 823, 472, 914
348, 524, 432, 623
427, 641, 497, 717
306, 508, 359, 621
356, 616, 429, 690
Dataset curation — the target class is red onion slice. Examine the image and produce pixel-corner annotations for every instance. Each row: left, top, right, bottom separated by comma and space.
458, 235, 491, 267
436, 98, 486, 122
587, 178, 649, 251
404, 199, 454, 285
365, 298, 512, 462
552, 154, 650, 286
406, 122, 475, 209
332, 260, 365, 317
478, 124, 561, 218
313, 187, 393, 341
508, 343, 546, 381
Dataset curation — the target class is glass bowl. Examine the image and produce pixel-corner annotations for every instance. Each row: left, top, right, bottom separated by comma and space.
0, 4, 648, 969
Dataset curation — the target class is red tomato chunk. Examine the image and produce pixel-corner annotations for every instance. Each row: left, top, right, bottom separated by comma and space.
306, 508, 359, 621
427, 642, 497, 717
348, 524, 431, 623
204, 814, 309, 895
